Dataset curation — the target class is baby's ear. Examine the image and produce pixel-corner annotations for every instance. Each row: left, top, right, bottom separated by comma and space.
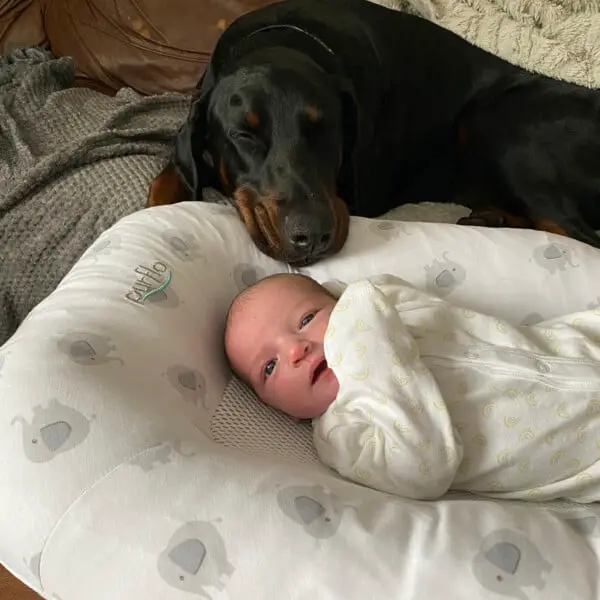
322, 279, 347, 299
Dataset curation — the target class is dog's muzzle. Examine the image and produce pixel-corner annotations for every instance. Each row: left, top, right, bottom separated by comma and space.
283, 212, 333, 257
232, 189, 350, 265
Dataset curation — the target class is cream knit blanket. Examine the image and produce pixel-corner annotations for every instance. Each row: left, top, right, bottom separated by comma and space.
377, 0, 600, 88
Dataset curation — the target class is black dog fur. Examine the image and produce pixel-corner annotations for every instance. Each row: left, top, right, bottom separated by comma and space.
159, 0, 600, 264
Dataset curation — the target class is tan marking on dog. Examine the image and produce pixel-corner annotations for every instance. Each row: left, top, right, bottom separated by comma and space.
245, 112, 260, 128
330, 195, 350, 254
306, 106, 322, 123
232, 189, 267, 253
533, 218, 569, 237
218, 156, 231, 192
255, 195, 283, 253
147, 165, 191, 207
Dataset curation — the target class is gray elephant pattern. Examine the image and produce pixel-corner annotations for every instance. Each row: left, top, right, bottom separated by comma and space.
276, 484, 346, 539
130, 441, 196, 472
472, 529, 553, 600
145, 285, 182, 309
161, 229, 205, 262
24, 551, 42, 585
587, 297, 600, 310
556, 512, 600, 538
87, 234, 122, 263
424, 251, 467, 297
11, 399, 92, 463
531, 243, 579, 274
368, 221, 406, 241
565, 516, 598, 537
232, 263, 267, 291
163, 365, 207, 409
57, 332, 124, 366
157, 520, 235, 597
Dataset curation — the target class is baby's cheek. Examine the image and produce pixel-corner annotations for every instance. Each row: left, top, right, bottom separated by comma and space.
323, 371, 340, 407
266, 390, 298, 417
331, 372, 340, 398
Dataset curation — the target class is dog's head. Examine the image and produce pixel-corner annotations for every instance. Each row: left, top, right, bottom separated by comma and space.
172, 47, 356, 266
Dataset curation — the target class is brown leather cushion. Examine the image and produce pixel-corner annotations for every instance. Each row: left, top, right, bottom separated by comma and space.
0, 565, 41, 600
0, 0, 47, 55
44, 0, 279, 96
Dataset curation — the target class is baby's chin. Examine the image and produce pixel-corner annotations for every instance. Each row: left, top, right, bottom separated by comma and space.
268, 383, 339, 421
303, 396, 338, 421
283, 400, 333, 421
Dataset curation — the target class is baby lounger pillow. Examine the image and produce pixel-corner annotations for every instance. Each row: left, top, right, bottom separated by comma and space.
3, 202, 600, 600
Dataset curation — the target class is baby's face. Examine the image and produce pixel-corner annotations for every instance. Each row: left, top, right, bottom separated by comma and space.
226, 276, 339, 419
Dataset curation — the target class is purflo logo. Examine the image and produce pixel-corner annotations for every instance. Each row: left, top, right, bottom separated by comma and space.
125, 261, 173, 305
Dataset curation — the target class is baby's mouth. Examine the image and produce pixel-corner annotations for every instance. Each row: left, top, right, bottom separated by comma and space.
312, 359, 329, 384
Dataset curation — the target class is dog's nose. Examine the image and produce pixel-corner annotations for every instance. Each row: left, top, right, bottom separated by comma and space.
284, 213, 333, 254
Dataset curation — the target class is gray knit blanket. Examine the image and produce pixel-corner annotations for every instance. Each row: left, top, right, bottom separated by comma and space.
3, 0, 600, 345
0, 49, 189, 344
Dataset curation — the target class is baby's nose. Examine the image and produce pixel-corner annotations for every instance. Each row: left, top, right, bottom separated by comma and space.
289, 340, 311, 364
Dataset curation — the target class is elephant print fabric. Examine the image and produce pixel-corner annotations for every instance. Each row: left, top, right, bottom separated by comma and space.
130, 441, 196, 472
57, 332, 124, 366
368, 220, 410, 241
232, 263, 267, 292
276, 484, 347, 539
12, 398, 92, 462
472, 529, 553, 600
24, 551, 42, 586
163, 364, 207, 409
424, 251, 467, 297
161, 229, 206, 263
562, 514, 599, 538
143, 283, 182, 309
86, 234, 122, 263
158, 520, 235, 598
531, 242, 579, 274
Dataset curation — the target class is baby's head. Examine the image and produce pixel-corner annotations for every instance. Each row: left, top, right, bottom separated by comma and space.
224, 273, 339, 419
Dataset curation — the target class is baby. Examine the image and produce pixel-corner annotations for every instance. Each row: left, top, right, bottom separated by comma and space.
225, 272, 600, 503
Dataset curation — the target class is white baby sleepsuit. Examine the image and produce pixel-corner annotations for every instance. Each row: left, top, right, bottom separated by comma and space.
313, 275, 600, 502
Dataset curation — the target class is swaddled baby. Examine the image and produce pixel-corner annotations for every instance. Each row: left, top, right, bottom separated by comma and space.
224, 272, 600, 503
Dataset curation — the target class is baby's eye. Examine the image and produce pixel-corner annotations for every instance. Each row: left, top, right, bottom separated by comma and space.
263, 359, 276, 379
300, 313, 315, 328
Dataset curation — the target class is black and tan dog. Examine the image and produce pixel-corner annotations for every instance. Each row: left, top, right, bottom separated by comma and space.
148, 0, 600, 265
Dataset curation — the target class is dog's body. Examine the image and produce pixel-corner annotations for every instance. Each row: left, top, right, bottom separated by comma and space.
148, 0, 600, 264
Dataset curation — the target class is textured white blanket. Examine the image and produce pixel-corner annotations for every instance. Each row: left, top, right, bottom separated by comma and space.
377, 0, 600, 88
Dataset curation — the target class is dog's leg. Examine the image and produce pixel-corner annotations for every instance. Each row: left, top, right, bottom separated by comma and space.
531, 213, 600, 248
457, 206, 532, 229
147, 164, 191, 207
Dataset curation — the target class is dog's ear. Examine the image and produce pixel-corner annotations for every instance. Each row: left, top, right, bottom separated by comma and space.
172, 63, 217, 201
333, 75, 360, 212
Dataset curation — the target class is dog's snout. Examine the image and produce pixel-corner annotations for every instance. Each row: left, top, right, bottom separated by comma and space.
284, 213, 333, 253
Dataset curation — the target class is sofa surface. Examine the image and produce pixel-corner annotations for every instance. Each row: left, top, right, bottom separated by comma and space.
0, 0, 277, 95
